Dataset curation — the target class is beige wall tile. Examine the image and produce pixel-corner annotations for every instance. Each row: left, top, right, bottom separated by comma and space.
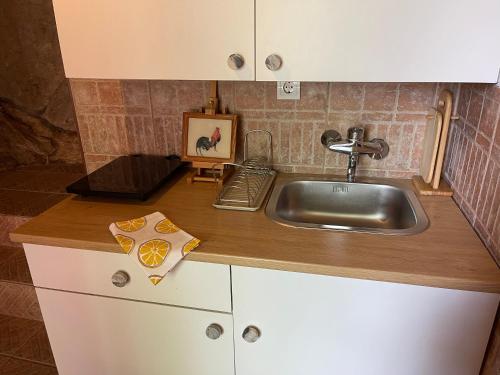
125, 116, 155, 155
234, 82, 265, 110
479, 98, 499, 139
467, 91, 484, 128
398, 83, 436, 112
364, 83, 397, 111
150, 81, 178, 116
297, 82, 328, 111
83, 154, 118, 174
70, 79, 98, 106
96, 81, 123, 106
122, 80, 151, 115
88, 115, 128, 155
329, 83, 363, 111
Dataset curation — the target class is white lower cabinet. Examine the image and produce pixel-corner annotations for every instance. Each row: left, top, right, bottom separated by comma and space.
232, 266, 499, 375
26, 245, 498, 375
37, 288, 234, 375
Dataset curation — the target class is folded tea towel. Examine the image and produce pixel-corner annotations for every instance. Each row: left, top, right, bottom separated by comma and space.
109, 211, 200, 285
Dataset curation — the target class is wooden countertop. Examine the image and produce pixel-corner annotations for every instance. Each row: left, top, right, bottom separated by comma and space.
11, 172, 500, 293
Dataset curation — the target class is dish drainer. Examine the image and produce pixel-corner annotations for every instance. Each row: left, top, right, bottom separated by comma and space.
213, 130, 276, 211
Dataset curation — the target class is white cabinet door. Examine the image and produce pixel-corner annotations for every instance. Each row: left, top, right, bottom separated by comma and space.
232, 266, 498, 375
37, 288, 234, 375
53, 0, 254, 80
256, 0, 500, 82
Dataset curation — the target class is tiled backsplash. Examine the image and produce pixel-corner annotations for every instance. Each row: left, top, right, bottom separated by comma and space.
70, 80, 449, 177
70, 78, 499, 257
444, 84, 500, 261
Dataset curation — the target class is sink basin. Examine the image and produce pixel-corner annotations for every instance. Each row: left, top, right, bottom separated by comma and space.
265, 177, 428, 235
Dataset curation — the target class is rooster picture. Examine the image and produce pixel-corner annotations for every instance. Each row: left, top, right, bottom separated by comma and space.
196, 127, 222, 155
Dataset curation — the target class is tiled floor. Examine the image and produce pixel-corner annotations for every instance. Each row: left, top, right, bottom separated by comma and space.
0, 190, 67, 217
0, 355, 57, 375
0, 166, 84, 218
0, 165, 82, 375
0, 247, 32, 284
0, 314, 56, 374
0, 167, 84, 194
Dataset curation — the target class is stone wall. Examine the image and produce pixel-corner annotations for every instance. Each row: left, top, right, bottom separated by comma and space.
0, 0, 83, 171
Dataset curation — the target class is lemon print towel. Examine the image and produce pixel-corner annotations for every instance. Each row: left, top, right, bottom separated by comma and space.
109, 212, 200, 285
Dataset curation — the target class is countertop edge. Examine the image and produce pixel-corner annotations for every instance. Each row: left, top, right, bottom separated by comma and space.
12, 234, 500, 294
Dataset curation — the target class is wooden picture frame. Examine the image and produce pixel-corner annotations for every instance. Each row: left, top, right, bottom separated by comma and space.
181, 112, 237, 165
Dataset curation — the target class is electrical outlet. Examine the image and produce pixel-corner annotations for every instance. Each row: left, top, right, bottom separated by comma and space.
277, 81, 300, 100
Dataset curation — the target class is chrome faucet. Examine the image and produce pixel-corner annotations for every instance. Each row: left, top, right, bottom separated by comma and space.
321, 127, 389, 182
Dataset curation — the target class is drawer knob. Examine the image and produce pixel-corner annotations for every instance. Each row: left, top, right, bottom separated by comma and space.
227, 54, 245, 70
206, 323, 224, 340
265, 54, 282, 71
111, 271, 130, 288
242, 325, 261, 343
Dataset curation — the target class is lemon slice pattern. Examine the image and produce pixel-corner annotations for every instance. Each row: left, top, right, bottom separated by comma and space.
182, 238, 200, 256
138, 239, 170, 268
115, 217, 146, 232
110, 212, 201, 285
148, 275, 163, 285
154, 218, 180, 234
114, 234, 135, 254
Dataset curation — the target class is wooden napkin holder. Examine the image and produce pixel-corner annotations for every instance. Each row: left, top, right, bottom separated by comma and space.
413, 90, 455, 197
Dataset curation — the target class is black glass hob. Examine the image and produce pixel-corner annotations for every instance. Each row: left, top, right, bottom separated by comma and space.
66, 155, 185, 200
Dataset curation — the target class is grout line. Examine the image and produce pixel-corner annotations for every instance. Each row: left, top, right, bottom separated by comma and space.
0, 353, 56, 368
321, 83, 333, 173
393, 83, 401, 122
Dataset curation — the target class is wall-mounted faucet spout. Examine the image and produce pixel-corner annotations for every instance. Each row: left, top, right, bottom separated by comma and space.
321, 127, 389, 182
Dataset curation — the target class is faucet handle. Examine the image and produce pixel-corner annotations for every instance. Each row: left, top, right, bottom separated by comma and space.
368, 138, 390, 160
321, 130, 342, 148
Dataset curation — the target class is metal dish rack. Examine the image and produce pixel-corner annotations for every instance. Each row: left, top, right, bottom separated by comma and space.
213, 130, 276, 211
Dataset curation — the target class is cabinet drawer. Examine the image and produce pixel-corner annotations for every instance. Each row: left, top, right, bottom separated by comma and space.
24, 244, 231, 312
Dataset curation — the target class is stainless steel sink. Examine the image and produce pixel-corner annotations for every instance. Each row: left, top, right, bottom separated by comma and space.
265, 177, 429, 235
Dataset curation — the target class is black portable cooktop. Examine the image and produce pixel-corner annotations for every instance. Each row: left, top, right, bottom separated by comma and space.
66, 155, 185, 200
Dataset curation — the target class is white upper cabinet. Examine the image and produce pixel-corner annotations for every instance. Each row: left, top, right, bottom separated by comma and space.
256, 0, 500, 82
52, 0, 255, 80
53, 0, 500, 82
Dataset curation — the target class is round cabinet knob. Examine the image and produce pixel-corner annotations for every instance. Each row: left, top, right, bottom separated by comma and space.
111, 271, 130, 288
227, 54, 245, 70
242, 325, 261, 343
265, 54, 282, 71
206, 323, 224, 340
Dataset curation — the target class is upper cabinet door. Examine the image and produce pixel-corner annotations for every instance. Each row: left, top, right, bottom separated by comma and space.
256, 0, 500, 82
53, 0, 255, 80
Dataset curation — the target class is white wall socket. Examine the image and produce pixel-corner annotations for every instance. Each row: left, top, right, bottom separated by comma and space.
277, 81, 300, 100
